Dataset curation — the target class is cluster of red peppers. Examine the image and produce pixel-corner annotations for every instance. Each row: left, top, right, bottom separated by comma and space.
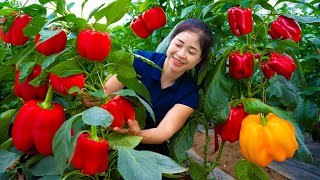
130, 7, 166, 39
101, 96, 136, 128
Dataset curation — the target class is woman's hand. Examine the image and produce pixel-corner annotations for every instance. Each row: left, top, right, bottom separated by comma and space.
80, 91, 101, 107
112, 119, 141, 136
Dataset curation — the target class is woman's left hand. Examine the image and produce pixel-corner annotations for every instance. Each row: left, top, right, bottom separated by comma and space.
112, 119, 141, 136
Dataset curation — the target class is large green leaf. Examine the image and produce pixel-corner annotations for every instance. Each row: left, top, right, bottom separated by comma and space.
23, 16, 47, 37
0, 150, 22, 173
117, 76, 151, 103
106, 50, 136, 79
82, 106, 113, 127
293, 99, 318, 132
18, 62, 35, 84
48, 59, 84, 77
235, 159, 269, 180
29, 156, 60, 176
204, 48, 233, 122
188, 157, 206, 180
118, 147, 186, 180
21, 4, 47, 16
107, 132, 142, 149
0, 109, 16, 144
169, 118, 199, 163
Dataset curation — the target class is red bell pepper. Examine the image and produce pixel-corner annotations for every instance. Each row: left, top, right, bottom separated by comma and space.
2, 14, 32, 46
268, 15, 302, 42
261, 61, 276, 79
77, 29, 111, 62
49, 73, 85, 96
35, 29, 67, 56
101, 96, 135, 128
228, 51, 254, 79
14, 65, 49, 102
71, 133, 109, 175
12, 86, 65, 155
214, 103, 247, 152
227, 6, 253, 36
268, 52, 296, 80
130, 15, 153, 39
142, 7, 166, 31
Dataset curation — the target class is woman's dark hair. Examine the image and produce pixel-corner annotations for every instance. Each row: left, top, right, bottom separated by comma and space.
170, 18, 214, 68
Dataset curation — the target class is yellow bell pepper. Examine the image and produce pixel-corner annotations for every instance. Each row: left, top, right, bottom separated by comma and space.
239, 113, 298, 167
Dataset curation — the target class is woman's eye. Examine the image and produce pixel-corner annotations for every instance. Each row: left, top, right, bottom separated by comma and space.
189, 51, 195, 55
175, 43, 182, 47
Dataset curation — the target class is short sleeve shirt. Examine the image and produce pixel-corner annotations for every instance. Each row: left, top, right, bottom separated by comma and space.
133, 50, 199, 129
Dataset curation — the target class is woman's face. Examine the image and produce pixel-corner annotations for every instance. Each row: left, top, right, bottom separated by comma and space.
166, 31, 202, 73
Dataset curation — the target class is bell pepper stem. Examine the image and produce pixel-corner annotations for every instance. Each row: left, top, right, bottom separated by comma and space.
90, 125, 99, 142
260, 114, 268, 126
39, 85, 53, 109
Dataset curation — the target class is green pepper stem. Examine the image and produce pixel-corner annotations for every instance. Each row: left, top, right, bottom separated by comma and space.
40, 85, 53, 110
260, 114, 268, 126
90, 125, 99, 142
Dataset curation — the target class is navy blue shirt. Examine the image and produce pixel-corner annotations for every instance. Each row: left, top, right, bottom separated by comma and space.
133, 50, 199, 155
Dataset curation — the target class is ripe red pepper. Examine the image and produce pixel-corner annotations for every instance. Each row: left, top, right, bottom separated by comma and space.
227, 6, 253, 36
142, 7, 166, 31
49, 73, 85, 96
12, 86, 65, 155
268, 15, 302, 42
260, 61, 276, 79
130, 15, 153, 39
35, 30, 67, 56
77, 29, 111, 62
14, 65, 49, 102
268, 52, 296, 80
228, 51, 254, 79
2, 14, 32, 46
71, 133, 109, 175
101, 96, 135, 128
214, 103, 247, 152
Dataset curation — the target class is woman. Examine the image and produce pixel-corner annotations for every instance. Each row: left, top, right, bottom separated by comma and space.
85, 18, 213, 156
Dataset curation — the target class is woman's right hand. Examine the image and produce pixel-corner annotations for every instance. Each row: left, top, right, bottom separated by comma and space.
80, 91, 101, 107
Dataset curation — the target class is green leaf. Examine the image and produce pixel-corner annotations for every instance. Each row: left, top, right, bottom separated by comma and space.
23, 16, 47, 37
181, 5, 195, 18
107, 132, 142, 149
0, 150, 22, 173
93, 0, 131, 27
117, 76, 151, 103
118, 147, 186, 180
38, 176, 60, 180
52, 114, 82, 173
49, 60, 84, 77
0, 109, 17, 144
67, 2, 75, 10
240, 0, 251, 8
56, 0, 66, 15
18, 62, 36, 84
284, 14, 320, 24
258, 0, 275, 11
106, 50, 136, 79
134, 54, 162, 71
37, 29, 62, 44
82, 106, 113, 127
204, 47, 233, 122
114, 89, 155, 122
21, 4, 47, 16
266, 76, 301, 109
0, 66, 15, 82
0, 46, 7, 63
88, 90, 105, 99
169, 118, 199, 163
29, 156, 60, 176
235, 159, 269, 180
188, 157, 206, 180
293, 99, 318, 132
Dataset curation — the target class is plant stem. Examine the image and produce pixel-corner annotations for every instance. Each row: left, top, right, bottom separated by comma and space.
204, 141, 225, 177
90, 126, 99, 142
39, 85, 53, 109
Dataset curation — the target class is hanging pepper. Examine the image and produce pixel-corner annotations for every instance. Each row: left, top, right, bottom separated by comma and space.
268, 52, 296, 80
77, 29, 111, 62
130, 15, 153, 39
49, 73, 85, 96
101, 96, 135, 128
214, 103, 247, 152
228, 51, 254, 79
260, 61, 276, 79
227, 6, 253, 36
35, 29, 67, 56
142, 7, 166, 31
2, 14, 32, 46
240, 113, 298, 167
14, 65, 49, 102
71, 133, 109, 175
12, 86, 65, 155
268, 15, 302, 42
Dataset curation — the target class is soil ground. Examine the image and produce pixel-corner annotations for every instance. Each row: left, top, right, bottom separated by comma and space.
192, 131, 288, 180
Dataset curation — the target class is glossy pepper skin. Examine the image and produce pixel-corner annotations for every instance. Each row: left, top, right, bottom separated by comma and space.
260, 61, 276, 79
35, 30, 67, 56
268, 15, 302, 42
101, 96, 135, 128
227, 6, 253, 36
14, 65, 49, 102
214, 103, 248, 143
49, 73, 85, 96
12, 88, 65, 155
268, 52, 296, 80
240, 113, 298, 167
2, 14, 32, 45
77, 29, 111, 62
71, 133, 109, 175
228, 51, 254, 79
142, 7, 166, 31
130, 15, 153, 39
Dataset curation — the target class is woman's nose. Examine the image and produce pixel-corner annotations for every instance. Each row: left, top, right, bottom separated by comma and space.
176, 49, 187, 58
